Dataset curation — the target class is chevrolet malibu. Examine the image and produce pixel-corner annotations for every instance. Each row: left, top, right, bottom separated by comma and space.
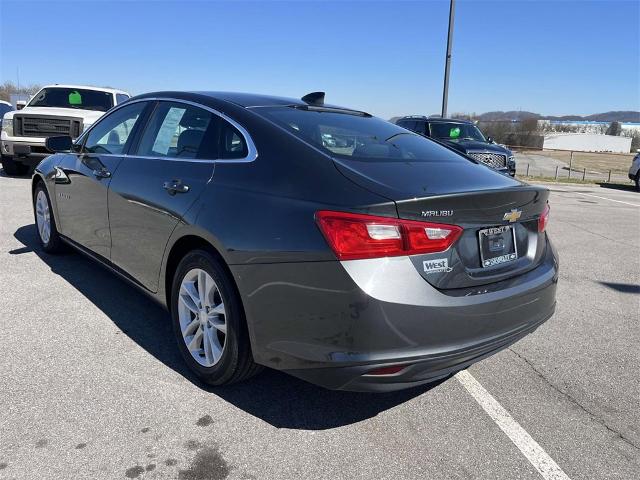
33, 91, 558, 392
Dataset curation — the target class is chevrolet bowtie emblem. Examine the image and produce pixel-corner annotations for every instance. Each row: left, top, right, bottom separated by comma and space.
503, 209, 522, 223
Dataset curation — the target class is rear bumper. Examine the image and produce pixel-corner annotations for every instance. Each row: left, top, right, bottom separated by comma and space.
286, 302, 554, 391
232, 237, 559, 392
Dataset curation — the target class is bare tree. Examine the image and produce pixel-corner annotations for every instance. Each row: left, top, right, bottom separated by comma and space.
0, 81, 41, 103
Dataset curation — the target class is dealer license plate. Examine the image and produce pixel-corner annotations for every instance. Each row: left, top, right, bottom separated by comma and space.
478, 225, 518, 268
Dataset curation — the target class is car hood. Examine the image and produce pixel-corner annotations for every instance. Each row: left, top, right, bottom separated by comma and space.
440, 139, 511, 154
8, 107, 106, 124
333, 157, 522, 200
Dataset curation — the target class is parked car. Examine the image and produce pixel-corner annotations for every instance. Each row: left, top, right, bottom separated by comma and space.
0, 100, 13, 122
1, 84, 130, 175
629, 150, 640, 191
34, 91, 557, 392
395, 116, 516, 176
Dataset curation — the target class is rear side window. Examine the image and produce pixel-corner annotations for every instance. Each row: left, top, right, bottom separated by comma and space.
413, 121, 426, 135
399, 120, 426, 135
135, 102, 217, 159
84, 102, 146, 154
398, 120, 417, 131
220, 119, 248, 159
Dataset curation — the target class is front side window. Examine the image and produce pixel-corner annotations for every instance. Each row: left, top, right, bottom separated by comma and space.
255, 106, 469, 163
429, 122, 486, 142
84, 102, 147, 154
28, 87, 114, 112
135, 102, 216, 159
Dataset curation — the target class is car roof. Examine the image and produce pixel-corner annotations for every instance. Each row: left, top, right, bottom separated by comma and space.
131, 91, 367, 114
39, 84, 130, 96
398, 116, 474, 125
195, 92, 309, 107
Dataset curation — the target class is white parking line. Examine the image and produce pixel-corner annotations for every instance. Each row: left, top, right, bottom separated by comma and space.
456, 370, 571, 480
558, 190, 640, 207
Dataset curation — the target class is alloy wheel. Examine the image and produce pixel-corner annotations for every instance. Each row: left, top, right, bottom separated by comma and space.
178, 268, 227, 367
35, 190, 51, 245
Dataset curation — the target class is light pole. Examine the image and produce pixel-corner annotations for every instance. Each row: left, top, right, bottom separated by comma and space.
441, 0, 455, 118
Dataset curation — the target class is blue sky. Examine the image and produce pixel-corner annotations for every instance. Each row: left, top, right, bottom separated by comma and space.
1, 0, 638, 118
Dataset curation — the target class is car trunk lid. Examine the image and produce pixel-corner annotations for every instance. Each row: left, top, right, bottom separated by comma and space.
334, 159, 550, 289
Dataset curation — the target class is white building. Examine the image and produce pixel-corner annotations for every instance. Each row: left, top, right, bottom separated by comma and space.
543, 133, 631, 153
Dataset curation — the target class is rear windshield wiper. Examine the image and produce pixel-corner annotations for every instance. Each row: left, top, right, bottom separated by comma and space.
384, 132, 414, 142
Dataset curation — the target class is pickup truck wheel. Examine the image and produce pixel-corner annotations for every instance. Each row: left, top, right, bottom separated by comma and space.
171, 250, 262, 386
1, 155, 29, 176
635, 172, 639, 192
33, 183, 65, 253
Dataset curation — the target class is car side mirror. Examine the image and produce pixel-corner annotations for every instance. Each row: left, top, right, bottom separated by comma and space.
45, 135, 74, 153
16, 100, 26, 110
486, 136, 494, 144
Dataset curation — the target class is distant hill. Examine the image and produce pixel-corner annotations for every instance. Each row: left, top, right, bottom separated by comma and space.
582, 111, 640, 122
476, 111, 540, 121
475, 110, 640, 123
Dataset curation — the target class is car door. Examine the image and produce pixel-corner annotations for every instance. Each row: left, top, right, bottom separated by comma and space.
107, 100, 223, 292
54, 101, 149, 258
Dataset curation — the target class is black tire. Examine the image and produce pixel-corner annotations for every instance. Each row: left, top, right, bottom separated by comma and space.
33, 182, 65, 253
1, 155, 29, 176
635, 172, 639, 192
170, 249, 262, 385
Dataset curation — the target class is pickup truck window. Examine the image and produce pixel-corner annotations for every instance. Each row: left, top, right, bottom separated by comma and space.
116, 94, 130, 105
28, 87, 114, 112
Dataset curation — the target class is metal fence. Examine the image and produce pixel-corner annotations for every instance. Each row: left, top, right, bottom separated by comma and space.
507, 145, 636, 184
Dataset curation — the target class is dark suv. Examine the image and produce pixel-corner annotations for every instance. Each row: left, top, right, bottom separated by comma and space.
396, 116, 516, 176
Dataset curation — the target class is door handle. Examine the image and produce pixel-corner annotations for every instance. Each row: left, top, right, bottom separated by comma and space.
163, 180, 190, 195
93, 168, 111, 179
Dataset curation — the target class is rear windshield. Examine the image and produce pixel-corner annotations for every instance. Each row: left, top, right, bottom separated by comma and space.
254, 106, 470, 163
28, 88, 114, 112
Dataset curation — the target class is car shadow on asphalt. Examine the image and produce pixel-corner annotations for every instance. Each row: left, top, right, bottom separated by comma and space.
13, 223, 439, 430
0, 168, 31, 178
598, 281, 640, 294
596, 182, 637, 193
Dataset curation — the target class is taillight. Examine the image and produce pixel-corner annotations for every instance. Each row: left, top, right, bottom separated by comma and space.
538, 204, 550, 232
315, 210, 463, 261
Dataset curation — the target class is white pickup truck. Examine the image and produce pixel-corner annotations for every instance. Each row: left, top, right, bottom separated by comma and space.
1, 84, 130, 175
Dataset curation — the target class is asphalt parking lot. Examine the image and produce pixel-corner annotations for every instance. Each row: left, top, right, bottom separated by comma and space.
0, 172, 638, 480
